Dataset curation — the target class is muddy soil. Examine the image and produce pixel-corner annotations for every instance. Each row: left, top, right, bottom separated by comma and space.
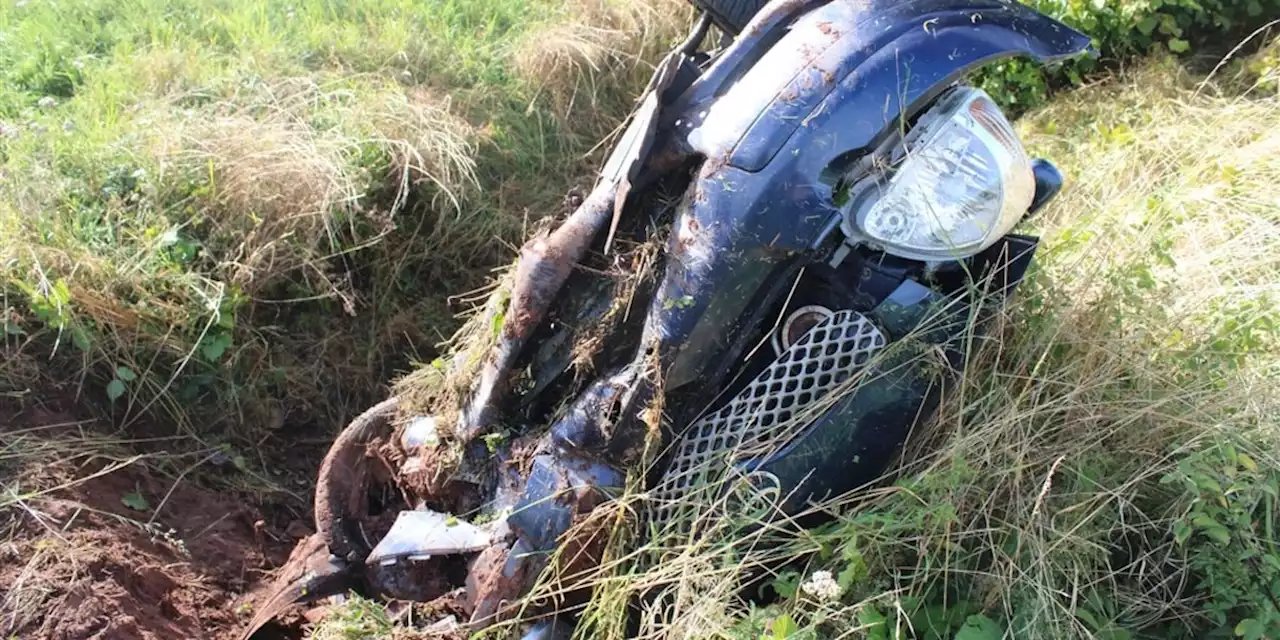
0, 398, 310, 640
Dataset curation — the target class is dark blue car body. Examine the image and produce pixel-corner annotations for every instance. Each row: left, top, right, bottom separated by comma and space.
241, 3, 1093, 638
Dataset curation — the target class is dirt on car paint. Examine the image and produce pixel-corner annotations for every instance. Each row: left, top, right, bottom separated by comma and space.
0, 399, 307, 640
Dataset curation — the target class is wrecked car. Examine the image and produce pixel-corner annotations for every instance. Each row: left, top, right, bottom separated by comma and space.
243, 0, 1092, 637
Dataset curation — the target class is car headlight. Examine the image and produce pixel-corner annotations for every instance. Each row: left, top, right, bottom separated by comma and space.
841, 87, 1036, 261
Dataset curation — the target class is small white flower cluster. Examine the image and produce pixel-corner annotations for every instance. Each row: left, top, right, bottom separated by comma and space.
144, 522, 189, 556
800, 570, 843, 602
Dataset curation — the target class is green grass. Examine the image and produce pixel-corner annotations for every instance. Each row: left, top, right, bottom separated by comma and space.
0, 0, 691, 437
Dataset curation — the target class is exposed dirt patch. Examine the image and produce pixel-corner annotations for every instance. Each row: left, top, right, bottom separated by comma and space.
0, 399, 301, 640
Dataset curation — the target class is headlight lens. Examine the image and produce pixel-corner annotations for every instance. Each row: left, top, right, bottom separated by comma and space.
844, 88, 1035, 261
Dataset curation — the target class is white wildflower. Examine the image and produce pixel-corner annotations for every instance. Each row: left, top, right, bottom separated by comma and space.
800, 570, 842, 602
37, 96, 57, 109
0, 121, 18, 139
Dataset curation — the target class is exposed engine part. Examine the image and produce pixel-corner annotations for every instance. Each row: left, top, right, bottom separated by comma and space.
650, 309, 886, 533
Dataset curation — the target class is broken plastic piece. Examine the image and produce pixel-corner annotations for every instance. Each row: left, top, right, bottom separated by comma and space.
426, 615, 460, 634
364, 510, 493, 602
366, 510, 491, 566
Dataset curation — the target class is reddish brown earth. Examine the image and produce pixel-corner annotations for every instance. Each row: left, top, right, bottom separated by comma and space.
0, 398, 305, 640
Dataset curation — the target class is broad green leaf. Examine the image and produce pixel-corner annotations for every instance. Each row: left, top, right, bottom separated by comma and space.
954, 614, 1003, 640
1097, 625, 1132, 640
121, 491, 150, 511
115, 366, 137, 382
491, 310, 505, 339
771, 570, 800, 599
858, 607, 889, 640
1262, 554, 1280, 571
106, 379, 126, 402
838, 546, 867, 588
201, 333, 232, 362
51, 279, 72, 306
1168, 38, 1190, 53
1235, 618, 1265, 640
1076, 608, 1100, 630
914, 601, 977, 639
70, 325, 92, 352
1238, 453, 1258, 472
1192, 473, 1223, 494
1192, 514, 1222, 530
770, 614, 799, 639
1204, 525, 1231, 545
217, 297, 237, 330
1173, 520, 1192, 545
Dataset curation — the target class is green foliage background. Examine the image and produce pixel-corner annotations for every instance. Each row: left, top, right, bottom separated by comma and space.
979, 0, 1280, 108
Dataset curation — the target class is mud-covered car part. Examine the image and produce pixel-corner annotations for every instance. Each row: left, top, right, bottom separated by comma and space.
239, 1, 1091, 637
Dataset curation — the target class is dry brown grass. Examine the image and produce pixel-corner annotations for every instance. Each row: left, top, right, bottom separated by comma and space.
175, 78, 479, 296
511, 0, 692, 120
183, 114, 360, 290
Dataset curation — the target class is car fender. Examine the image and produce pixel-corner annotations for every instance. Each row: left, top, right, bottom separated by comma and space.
682, 0, 1091, 171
